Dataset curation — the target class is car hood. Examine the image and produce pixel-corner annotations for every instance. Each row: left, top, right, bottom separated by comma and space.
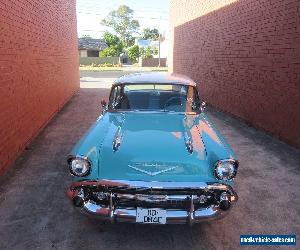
96, 112, 218, 182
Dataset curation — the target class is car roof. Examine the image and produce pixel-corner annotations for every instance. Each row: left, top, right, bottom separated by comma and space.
113, 72, 197, 86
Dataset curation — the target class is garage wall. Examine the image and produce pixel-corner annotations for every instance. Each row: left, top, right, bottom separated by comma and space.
0, 0, 80, 173
170, 0, 300, 148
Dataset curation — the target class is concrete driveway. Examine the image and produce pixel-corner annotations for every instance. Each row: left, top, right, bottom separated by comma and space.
0, 71, 299, 250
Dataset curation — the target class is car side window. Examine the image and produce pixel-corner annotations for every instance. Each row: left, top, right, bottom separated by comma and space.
109, 86, 120, 109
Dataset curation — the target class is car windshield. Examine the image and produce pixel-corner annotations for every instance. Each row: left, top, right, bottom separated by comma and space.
108, 84, 201, 113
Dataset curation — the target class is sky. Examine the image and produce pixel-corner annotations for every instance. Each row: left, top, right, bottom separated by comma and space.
76, 0, 170, 39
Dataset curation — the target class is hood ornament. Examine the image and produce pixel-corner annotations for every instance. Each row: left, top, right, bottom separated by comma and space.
112, 127, 123, 152
184, 132, 193, 154
128, 164, 178, 176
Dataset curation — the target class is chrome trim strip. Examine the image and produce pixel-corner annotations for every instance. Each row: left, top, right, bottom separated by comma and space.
70, 180, 207, 189
70, 179, 235, 191
113, 80, 197, 87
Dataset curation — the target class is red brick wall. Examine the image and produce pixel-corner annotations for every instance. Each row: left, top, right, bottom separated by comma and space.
0, 0, 79, 173
170, 0, 300, 148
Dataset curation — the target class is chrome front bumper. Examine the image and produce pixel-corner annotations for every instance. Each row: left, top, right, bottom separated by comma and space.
80, 201, 231, 224
67, 180, 238, 225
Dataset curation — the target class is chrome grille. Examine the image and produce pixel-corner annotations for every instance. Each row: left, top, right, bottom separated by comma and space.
117, 196, 190, 209
88, 188, 217, 210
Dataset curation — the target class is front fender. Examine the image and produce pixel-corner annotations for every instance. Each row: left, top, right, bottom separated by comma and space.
197, 113, 237, 186
69, 114, 110, 180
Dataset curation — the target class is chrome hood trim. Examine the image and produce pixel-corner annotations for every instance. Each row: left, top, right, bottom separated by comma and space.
128, 163, 178, 176
112, 126, 123, 152
183, 116, 194, 154
184, 132, 193, 154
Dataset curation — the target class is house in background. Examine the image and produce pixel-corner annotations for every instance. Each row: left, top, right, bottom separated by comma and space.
78, 38, 107, 57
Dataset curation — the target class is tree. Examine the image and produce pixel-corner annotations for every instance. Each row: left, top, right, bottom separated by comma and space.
101, 5, 140, 47
100, 47, 119, 57
141, 28, 160, 40
140, 46, 153, 59
103, 32, 122, 47
100, 32, 123, 57
128, 45, 139, 63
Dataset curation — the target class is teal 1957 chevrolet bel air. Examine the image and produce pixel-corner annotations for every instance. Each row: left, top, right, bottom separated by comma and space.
67, 73, 238, 225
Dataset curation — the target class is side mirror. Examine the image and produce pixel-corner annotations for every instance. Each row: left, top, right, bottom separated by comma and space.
101, 100, 107, 108
200, 101, 206, 112
101, 100, 108, 114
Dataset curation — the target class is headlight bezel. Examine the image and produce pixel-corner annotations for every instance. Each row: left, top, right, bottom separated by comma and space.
214, 159, 238, 181
67, 155, 91, 177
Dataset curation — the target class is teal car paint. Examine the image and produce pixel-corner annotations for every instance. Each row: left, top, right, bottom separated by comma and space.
71, 112, 235, 184
67, 73, 239, 224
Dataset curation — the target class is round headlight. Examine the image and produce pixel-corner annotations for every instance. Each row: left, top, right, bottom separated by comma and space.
68, 157, 91, 177
214, 159, 238, 181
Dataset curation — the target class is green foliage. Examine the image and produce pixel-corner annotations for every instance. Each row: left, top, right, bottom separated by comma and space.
101, 5, 140, 47
103, 32, 122, 47
128, 45, 140, 63
144, 47, 153, 59
139, 46, 153, 59
100, 47, 119, 57
127, 36, 136, 48
141, 28, 160, 40
153, 47, 158, 56
100, 32, 124, 57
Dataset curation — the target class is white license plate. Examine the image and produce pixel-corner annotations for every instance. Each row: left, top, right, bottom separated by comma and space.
136, 208, 166, 224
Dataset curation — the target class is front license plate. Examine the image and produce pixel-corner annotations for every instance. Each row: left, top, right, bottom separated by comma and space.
136, 208, 166, 224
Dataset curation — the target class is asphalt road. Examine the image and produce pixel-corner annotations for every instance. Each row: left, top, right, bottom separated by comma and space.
0, 71, 299, 250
